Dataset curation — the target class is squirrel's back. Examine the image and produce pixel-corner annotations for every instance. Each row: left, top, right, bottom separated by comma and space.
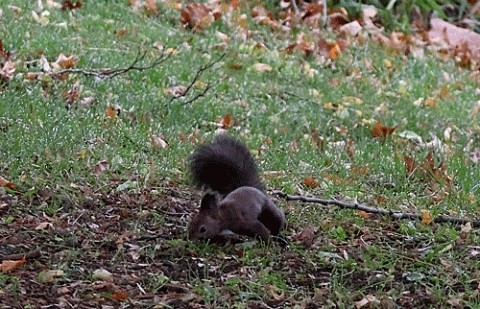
189, 135, 263, 195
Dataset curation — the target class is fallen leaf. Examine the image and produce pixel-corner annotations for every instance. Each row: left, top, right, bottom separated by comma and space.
302, 175, 318, 188
35, 222, 54, 230
421, 211, 433, 225
38, 269, 64, 283
53, 53, 78, 70
105, 105, 120, 118
79, 96, 95, 108
338, 20, 362, 36
267, 285, 285, 301
404, 156, 417, 177
1, 256, 26, 273
358, 211, 370, 219
429, 18, 480, 59
93, 160, 109, 175
371, 121, 397, 139
180, 3, 215, 31
150, 135, 169, 149
252, 63, 272, 72
61, 0, 82, 11
112, 290, 128, 301
461, 222, 472, 234
355, 294, 379, 308
92, 268, 113, 281
144, 0, 159, 16
166, 85, 187, 97
293, 225, 317, 247
0, 176, 15, 189
318, 38, 342, 61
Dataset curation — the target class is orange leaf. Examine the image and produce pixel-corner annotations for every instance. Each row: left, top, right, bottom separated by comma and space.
54, 53, 78, 69
1, 256, 26, 273
105, 105, 119, 118
318, 38, 343, 61
371, 122, 397, 139
421, 211, 433, 225
358, 210, 370, 219
112, 290, 128, 301
303, 176, 319, 188
222, 114, 231, 128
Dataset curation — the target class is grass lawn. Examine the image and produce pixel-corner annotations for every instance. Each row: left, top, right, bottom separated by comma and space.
1, 1, 480, 308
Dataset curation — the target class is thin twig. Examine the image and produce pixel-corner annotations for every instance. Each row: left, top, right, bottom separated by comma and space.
57, 48, 171, 79
271, 190, 480, 227
181, 83, 213, 105
0, 248, 41, 261
168, 53, 226, 105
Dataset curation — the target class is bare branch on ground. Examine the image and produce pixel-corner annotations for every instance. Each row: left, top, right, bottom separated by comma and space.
271, 190, 480, 227
0, 248, 42, 261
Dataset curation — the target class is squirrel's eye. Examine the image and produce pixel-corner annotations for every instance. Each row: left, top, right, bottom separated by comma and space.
199, 226, 207, 234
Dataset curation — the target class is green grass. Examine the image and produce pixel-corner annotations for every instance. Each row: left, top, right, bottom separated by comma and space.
1, 1, 480, 308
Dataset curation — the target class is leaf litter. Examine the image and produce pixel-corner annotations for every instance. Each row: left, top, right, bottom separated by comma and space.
3, 0, 480, 308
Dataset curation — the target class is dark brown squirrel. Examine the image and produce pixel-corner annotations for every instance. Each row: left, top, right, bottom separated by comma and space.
187, 135, 286, 242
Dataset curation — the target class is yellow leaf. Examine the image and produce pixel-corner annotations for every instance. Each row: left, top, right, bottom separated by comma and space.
323, 102, 335, 110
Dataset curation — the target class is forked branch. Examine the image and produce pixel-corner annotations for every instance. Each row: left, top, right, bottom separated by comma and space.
57, 48, 172, 79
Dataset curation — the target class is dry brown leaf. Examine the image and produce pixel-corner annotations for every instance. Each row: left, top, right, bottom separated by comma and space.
1, 60, 19, 80
404, 157, 418, 179
105, 105, 120, 118
267, 285, 285, 301
302, 175, 318, 188
144, 0, 159, 16
424, 97, 436, 107
252, 63, 272, 72
293, 225, 317, 247
180, 3, 215, 31
112, 290, 128, 301
93, 160, 109, 175
35, 222, 54, 230
421, 210, 433, 225
0, 176, 15, 189
150, 135, 169, 149
318, 38, 342, 61
61, 0, 82, 11
166, 85, 187, 97
1, 256, 26, 273
339, 20, 362, 36
228, 63, 243, 70
429, 18, 480, 56
358, 210, 370, 219
79, 96, 95, 108
52, 53, 78, 69
371, 122, 397, 139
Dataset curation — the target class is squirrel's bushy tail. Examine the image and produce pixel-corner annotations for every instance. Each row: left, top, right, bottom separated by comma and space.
189, 135, 263, 195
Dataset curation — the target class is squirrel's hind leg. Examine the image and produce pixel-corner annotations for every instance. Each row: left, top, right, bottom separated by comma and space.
237, 220, 271, 242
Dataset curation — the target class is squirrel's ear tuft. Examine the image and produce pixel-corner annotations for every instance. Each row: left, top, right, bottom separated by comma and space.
200, 192, 218, 210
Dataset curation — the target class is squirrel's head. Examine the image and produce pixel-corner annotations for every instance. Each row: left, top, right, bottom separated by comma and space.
188, 193, 221, 241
